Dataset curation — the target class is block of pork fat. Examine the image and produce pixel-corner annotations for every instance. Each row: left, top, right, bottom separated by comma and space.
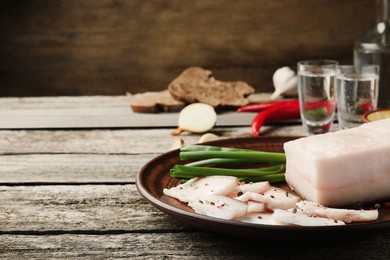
284, 118, 390, 207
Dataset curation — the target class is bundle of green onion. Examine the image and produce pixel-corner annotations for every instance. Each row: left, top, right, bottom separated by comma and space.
169, 144, 287, 183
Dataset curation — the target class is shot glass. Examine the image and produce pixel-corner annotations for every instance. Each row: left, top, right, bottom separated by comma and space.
336, 65, 379, 129
297, 60, 338, 135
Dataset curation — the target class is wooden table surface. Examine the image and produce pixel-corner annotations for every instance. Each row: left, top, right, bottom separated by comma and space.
0, 96, 388, 259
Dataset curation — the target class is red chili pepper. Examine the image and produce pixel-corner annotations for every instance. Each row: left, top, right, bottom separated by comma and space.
360, 102, 375, 114
251, 103, 301, 136
237, 99, 299, 112
304, 100, 336, 115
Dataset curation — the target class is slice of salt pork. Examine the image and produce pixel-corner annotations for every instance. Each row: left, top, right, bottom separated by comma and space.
235, 212, 281, 225
284, 118, 390, 207
238, 181, 271, 193
296, 200, 378, 223
247, 201, 266, 213
163, 176, 238, 203
263, 187, 301, 210
273, 209, 345, 226
226, 181, 271, 198
188, 195, 247, 220
236, 187, 300, 210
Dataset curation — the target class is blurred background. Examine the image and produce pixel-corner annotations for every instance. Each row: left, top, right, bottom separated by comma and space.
0, 0, 375, 97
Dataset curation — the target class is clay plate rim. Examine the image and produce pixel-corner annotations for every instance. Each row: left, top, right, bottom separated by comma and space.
136, 136, 390, 242
362, 108, 390, 122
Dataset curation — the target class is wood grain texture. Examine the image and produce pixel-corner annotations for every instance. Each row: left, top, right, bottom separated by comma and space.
0, 0, 375, 96
0, 126, 304, 154
0, 129, 202, 154
0, 106, 259, 129
0, 101, 304, 155
0, 185, 190, 232
0, 154, 152, 183
0, 96, 387, 258
0, 233, 388, 259
0, 96, 263, 129
0, 96, 130, 109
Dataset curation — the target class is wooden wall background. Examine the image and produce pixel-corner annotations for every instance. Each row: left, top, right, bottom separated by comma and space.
0, 0, 375, 97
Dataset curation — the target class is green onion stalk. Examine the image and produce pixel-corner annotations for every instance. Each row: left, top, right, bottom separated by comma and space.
169, 144, 287, 183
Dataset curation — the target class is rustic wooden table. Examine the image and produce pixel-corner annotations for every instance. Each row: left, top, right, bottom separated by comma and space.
0, 96, 388, 259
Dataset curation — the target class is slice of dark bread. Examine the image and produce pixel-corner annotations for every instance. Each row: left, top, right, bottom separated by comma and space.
130, 90, 186, 113
168, 67, 255, 107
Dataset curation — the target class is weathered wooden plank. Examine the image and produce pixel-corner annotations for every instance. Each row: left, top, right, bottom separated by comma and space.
0, 185, 190, 232
0, 96, 130, 109
0, 129, 197, 154
0, 96, 262, 129
0, 233, 388, 259
0, 94, 271, 110
0, 107, 258, 129
0, 126, 304, 155
0, 154, 155, 183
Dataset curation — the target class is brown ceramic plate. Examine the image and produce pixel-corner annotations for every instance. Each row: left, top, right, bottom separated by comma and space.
136, 136, 390, 242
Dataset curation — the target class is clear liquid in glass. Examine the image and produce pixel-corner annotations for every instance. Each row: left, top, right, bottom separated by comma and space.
298, 71, 336, 135
336, 73, 379, 129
